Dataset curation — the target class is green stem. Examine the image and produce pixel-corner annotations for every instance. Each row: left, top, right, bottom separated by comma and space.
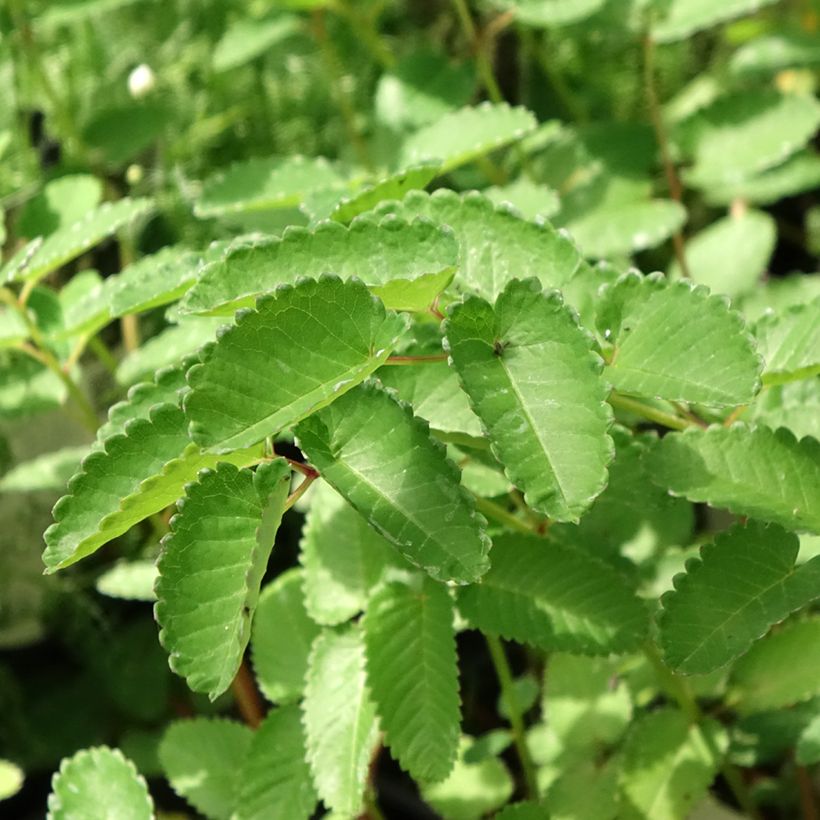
384, 354, 448, 366
484, 633, 540, 800
473, 495, 535, 535
285, 473, 318, 511
608, 391, 691, 432
87, 335, 119, 376
450, 0, 504, 104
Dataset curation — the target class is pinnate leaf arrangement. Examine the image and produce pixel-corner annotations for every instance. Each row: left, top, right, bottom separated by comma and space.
1, 0, 819, 817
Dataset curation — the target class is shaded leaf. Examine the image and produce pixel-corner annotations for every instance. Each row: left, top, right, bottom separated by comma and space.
754, 299, 820, 384
17, 175, 102, 239
213, 15, 301, 72
95, 559, 158, 602
0, 446, 87, 492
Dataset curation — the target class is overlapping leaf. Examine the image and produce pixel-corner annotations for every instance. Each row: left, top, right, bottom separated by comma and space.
400, 103, 536, 172
185, 277, 406, 452
599, 272, 761, 405
235, 706, 318, 820
654, 0, 780, 43
18, 174, 102, 239
96, 560, 158, 602
296, 381, 491, 584
445, 278, 613, 521
457, 533, 647, 654
302, 627, 379, 817
375, 189, 590, 301
156, 459, 291, 698
363, 576, 460, 782
660, 521, 820, 674
754, 298, 820, 384
746, 379, 820, 441
180, 214, 457, 316
649, 424, 820, 533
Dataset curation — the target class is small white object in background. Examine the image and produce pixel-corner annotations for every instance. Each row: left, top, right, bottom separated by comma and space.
128, 63, 155, 99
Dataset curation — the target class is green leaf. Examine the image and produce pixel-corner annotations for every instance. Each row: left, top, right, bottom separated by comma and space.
599, 272, 761, 405
363, 575, 460, 782
400, 103, 536, 173
754, 299, 820, 384
445, 278, 613, 521
47, 747, 153, 820
235, 706, 318, 820
619, 709, 726, 820
489, 0, 606, 27
484, 177, 560, 220
0, 446, 87, 492
156, 459, 290, 698
496, 802, 549, 820
213, 15, 301, 72
659, 521, 820, 675
8, 198, 154, 285
194, 156, 342, 217
180, 215, 457, 316
374, 189, 590, 301
654, 0, 780, 42
567, 200, 686, 259
457, 533, 647, 654
43, 402, 264, 572
421, 736, 513, 820
159, 718, 252, 820
296, 381, 491, 584
730, 618, 820, 713
250, 568, 320, 703
95, 559, 158, 601
302, 627, 379, 817
746, 379, 820, 441
185, 277, 406, 452
299, 481, 398, 625
17, 174, 102, 239
679, 91, 820, 186
670, 210, 776, 299
0, 760, 24, 801
0, 351, 66, 418
796, 713, 820, 765
546, 758, 620, 820
648, 424, 820, 534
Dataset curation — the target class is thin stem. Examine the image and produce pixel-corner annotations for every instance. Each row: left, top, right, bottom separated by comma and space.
484, 633, 540, 800
670, 401, 708, 429
87, 335, 120, 376
285, 472, 318, 510
384, 354, 448, 366
231, 659, 265, 728
450, 0, 504, 103
284, 457, 319, 479
473, 494, 535, 535
609, 391, 691, 432
642, 31, 691, 279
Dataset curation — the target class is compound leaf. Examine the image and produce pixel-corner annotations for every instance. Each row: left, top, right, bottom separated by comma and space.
400, 103, 536, 172
599, 272, 761, 405
296, 381, 491, 584
363, 576, 460, 782
159, 718, 252, 820
235, 706, 318, 820
648, 424, 820, 533
185, 276, 407, 452
302, 627, 379, 817
155, 459, 291, 699
754, 299, 820, 384
250, 568, 320, 703
659, 521, 820, 674
47, 747, 153, 820
180, 215, 457, 316
445, 278, 613, 521
457, 533, 647, 654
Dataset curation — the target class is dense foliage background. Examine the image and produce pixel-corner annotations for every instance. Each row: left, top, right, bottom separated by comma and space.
1, 0, 819, 818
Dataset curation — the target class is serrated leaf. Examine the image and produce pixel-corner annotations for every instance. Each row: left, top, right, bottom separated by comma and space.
43, 402, 264, 572
654, 0, 780, 42
0, 446, 87, 492
47, 747, 153, 820
754, 299, 820, 384
730, 618, 820, 713
159, 719, 252, 820
18, 174, 102, 239
213, 15, 301, 72
660, 521, 820, 675
620, 709, 726, 820
302, 627, 379, 817
678, 91, 820, 186
421, 736, 513, 820
156, 459, 290, 698
484, 177, 560, 220
445, 278, 613, 521
489, 0, 606, 27
194, 156, 342, 218
671, 210, 776, 299
457, 533, 647, 654
180, 215, 457, 316
9, 198, 153, 284
185, 277, 406, 452
296, 381, 491, 584
235, 706, 318, 820
374, 189, 590, 301
0, 759, 24, 801
299, 481, 398, 625
746, 379, 820, 441
648, 424, 820, 533
363, 575, 460, 782
400, 103, 536, 173
599, 272, 761, 405
95, 559, 158, 601
250, 568, 320, 703
568, 200, 686, 259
